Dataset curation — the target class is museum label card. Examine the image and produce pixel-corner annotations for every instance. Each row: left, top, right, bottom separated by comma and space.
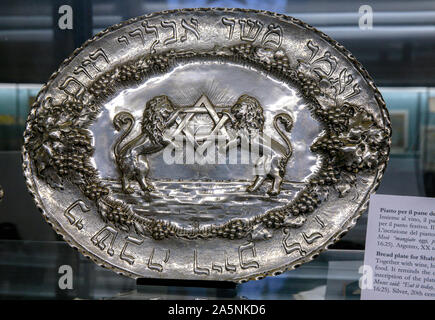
361, 194, 435, 300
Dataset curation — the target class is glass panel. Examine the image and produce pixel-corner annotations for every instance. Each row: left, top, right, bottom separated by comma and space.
0, 0, 433, 298
0, 240, 363, 300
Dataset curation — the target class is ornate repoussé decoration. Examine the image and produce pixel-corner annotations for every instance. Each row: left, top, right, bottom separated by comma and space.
25, 43, 389, 240
23, 9, 391, 281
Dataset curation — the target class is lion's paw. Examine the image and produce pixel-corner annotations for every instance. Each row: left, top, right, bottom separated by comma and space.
267, 189, 279, 196
124, 187, 135, 194
145, 184, 155, 192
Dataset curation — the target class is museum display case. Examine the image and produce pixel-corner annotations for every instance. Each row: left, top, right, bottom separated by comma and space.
0, 0, 434, 300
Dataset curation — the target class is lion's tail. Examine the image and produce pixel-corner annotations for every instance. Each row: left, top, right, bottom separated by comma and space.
273, 113, 293, 159
113, 111, 135, 159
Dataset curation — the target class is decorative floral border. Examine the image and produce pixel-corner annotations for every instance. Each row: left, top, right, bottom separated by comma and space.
25, 42, 389, 241
22, 8, 392, 282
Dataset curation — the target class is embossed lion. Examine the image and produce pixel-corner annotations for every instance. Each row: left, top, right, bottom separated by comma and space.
113, 95, 180, 194
225, 95, 294, 196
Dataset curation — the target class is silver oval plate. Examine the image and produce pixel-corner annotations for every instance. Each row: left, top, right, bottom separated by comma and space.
23, 8, 391, 281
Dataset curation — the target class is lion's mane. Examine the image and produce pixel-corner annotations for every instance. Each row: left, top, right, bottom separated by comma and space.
231, 95, 265, 133
141, 95, 174, 144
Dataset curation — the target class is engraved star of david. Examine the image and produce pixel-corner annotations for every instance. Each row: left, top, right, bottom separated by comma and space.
171, 95, 230, 147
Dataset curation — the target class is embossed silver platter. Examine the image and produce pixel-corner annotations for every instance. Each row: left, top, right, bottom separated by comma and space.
23, 8, 391, 281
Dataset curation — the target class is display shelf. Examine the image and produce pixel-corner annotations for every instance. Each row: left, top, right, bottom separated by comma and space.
0, 240, 363, 300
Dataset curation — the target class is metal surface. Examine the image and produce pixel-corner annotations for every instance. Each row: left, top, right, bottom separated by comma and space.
22, 8, 391, 282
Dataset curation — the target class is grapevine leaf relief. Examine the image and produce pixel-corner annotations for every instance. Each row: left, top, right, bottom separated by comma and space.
25, 41, 389, 240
